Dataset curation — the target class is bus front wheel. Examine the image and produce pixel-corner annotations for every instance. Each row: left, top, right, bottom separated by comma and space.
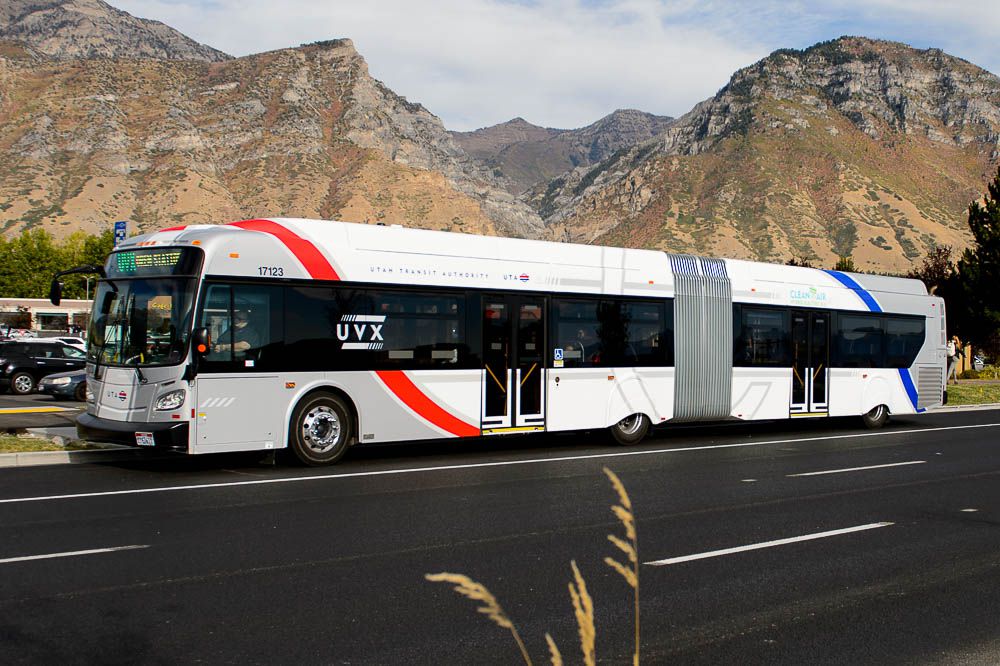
289, 392, 354, 466
861, 404, 889, 429
609, 413, 650, 446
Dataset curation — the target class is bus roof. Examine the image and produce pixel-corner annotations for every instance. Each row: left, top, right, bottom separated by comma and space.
122, 218, 929, 305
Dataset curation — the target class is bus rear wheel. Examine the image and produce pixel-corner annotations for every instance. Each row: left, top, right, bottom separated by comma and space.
289, 393, 353, 466
609, 413, 650, 446
861, 404, 889, 429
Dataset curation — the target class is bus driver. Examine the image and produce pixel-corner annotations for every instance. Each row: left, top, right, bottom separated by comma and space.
213, 308, 261, 358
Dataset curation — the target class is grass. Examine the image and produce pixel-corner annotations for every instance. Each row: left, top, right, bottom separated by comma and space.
426, 467, 639, 665
946, 381, 1000, 406
0, 433, 97, 454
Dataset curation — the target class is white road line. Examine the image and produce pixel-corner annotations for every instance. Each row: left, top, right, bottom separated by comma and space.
1, 421, 999, 505
0, 545, 149, 565
645, 522, 894, 566
787, 460, 927, 477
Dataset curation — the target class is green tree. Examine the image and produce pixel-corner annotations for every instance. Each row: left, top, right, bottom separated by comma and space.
834, 255, 856, 272
957, 165, 1000, 355
1, 230, 62, 298
0, 229, 115, 300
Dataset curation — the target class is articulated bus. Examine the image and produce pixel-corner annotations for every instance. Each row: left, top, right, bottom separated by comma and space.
51, 218, 947, 465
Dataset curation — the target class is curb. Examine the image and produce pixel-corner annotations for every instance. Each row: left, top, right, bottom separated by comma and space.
0, 446, 168, 468
929, 403, 1000, 412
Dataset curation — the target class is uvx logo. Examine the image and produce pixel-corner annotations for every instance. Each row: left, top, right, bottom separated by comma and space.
338, 314, 386, 350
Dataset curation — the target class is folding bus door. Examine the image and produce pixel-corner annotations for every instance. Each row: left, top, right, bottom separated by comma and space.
790, 310, 830, 417
481, 295, 546, 434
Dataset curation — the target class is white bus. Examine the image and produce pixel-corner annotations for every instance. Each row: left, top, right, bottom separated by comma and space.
50, 218, 947, 465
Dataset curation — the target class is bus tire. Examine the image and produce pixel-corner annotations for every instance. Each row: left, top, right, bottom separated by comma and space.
609, 413, 650, 446
861, 404, 889, 429
289, 392, 353, 466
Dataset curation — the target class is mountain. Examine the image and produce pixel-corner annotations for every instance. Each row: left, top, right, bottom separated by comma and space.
533, 37, 1000, 273
0, 0, 229, 62
0, 37, 543, 239
452, 109, 674, 194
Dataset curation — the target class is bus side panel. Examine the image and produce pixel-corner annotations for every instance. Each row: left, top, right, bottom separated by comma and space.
604, 368, 674, 427
193, 373, 287, 453
547, 369, 614, 432
828, 369, 918, 417
731, 367, 791, 420
346, 369, 481, 443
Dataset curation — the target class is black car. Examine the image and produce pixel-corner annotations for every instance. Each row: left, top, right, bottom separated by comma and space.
0, 340, 87, 394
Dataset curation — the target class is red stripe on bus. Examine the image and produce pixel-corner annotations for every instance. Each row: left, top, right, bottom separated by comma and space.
375, 370, 480, 438
229, 219, 340, 280
159, 226, 187, 232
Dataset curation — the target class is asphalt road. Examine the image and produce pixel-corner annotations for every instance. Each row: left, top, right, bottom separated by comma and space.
2, 409, 1000, 664
0, 392, 83, 431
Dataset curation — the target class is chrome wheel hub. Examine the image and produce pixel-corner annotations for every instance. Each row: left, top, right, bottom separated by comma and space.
13, 375, 32, 393
617, 414, 643, 435
301, 406, 342, 453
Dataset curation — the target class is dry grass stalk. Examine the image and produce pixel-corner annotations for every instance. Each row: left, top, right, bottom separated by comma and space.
425, 572, 533, 665
568, 560, 596, 666
603, 466, 640, 666
545, 633, 563, 666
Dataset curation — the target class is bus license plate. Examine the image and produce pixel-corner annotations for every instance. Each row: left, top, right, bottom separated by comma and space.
135, 432, 155, 447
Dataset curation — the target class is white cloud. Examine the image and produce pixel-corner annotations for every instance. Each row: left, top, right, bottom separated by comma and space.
113, 0, 1000, 131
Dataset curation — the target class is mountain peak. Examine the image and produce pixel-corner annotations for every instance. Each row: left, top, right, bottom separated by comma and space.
0, 0, 229, 61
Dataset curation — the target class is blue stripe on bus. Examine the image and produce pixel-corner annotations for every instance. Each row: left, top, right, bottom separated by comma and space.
897, 368, 922, 412
821, 269, 923, 413
822, 270, 883, 312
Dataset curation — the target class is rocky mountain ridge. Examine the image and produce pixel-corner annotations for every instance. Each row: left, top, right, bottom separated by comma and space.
0, 37, 542, 239
533, 38, 1000, 272
0, 0, 229, 62
451, 109, 674, 194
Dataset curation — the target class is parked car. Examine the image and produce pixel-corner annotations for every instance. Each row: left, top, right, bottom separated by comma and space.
52, 336, 87, 351
38, 368, 88, 401
0, 340, 87, 394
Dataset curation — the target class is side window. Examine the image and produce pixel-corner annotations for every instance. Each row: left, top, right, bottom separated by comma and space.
61, 345, 85, 359
554, 300, 601, 367
369, 290, 467, 368
283, 286, 366, 371
199, 284, 283, 371
622, 301, 670, 366
735, 308, 791, 366
885, 316, 924, 368
835, 314, 884, 367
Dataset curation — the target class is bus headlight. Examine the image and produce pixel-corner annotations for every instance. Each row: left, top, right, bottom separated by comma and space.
154, 389, 186, 411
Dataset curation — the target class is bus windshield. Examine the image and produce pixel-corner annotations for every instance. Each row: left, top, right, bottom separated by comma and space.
87, 278, 197, 367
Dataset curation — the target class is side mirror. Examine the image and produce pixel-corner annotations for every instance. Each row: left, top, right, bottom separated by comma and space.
49, 280, 63, 306
191, 327, 211, 356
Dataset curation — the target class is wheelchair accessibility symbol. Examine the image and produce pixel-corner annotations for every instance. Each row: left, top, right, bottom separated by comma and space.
553, 347, 564, 368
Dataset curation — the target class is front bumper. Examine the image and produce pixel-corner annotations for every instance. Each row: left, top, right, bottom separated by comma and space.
39, 383, 77, 398
77, 412, 189, 451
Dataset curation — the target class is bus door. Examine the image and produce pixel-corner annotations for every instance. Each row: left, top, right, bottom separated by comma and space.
481, 295, 546, 434
790, 310, 829, 417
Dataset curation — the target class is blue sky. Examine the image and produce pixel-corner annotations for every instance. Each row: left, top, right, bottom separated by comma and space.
115, 0, 1000, 132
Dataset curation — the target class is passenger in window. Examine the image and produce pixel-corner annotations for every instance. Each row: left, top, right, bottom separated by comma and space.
213, 308, 262, 358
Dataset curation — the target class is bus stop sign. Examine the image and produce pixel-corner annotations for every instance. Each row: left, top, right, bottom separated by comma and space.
113, 220, 127, 247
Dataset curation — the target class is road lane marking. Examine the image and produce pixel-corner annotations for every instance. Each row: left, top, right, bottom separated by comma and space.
0, 544, 148, 565
1, 421, 999, 505
0, 406, 76, 414
787, 460, 927, 477
644, 522, 894, 566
